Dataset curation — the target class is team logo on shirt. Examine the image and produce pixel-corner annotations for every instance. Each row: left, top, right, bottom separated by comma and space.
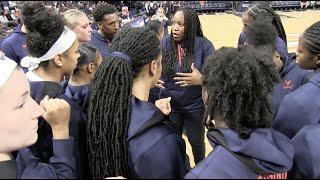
23, 44, 26, 48
283, 80, 293, 90
177, 45, 187, 66
180, 48, 186, 58
258, 172, 287, 179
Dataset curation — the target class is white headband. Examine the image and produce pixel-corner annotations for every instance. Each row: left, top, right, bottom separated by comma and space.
20, 26, 77, 71
0, 56, 17, 88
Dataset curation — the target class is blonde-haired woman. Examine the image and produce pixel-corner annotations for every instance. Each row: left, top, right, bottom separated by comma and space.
64, 9, 93, 42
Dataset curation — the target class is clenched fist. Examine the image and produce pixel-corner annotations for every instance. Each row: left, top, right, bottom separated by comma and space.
155, 97, 171, 115
40, 95, 71, 139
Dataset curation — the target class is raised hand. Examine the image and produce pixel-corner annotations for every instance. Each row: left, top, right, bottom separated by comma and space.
173, 63, 203, 87
155, 79, 165, 89
40, 95, 71, 139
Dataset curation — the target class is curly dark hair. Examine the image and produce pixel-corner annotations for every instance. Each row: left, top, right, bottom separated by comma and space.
21, 1, 65, 69
245, 2, 287, 45
87, 27, 161, 179
162, 7, 204, 79
92, 3, 117, 22
21, 1, 65, 57
303, 21, 320, 55
246, 15, 278, 54
202, 46, 280, 139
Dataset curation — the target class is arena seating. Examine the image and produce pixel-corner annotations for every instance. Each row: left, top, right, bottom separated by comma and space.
270, 1, 301, 11
182, 1, 314, 14
182, 1, 232, 14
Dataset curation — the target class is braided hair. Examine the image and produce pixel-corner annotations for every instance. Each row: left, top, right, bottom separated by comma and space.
303, 21, 320, 55
202, 46, 280, 139
245, 2, 287, 45
73, 42, 100, 76
246, 14, 278, 54
87, 27, 161, 179
163, 7, 203, 79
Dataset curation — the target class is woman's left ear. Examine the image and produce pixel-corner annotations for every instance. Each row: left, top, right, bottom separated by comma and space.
149, 60, 157, 76
315, 53, 320, 66
317, 53, 320, 61
87, 63, 96, 74
53, 54, 63, 67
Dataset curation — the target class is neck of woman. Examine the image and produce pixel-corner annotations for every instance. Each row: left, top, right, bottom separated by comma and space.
33, 67, 63, 83
213, 114, 229, 129
69, 74, 90, 86
132, 77, 151, 101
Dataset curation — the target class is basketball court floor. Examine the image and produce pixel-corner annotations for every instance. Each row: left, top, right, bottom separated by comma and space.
178, 9, 320, 167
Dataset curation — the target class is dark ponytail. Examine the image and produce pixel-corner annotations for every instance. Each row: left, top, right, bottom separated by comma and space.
87, 27, 161, 179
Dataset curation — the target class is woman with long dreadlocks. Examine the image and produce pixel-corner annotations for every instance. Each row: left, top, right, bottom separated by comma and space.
87, 27, 190, 179
185, 46, 294, 179
238, 2, 288, 58
159, 7, 214, 165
